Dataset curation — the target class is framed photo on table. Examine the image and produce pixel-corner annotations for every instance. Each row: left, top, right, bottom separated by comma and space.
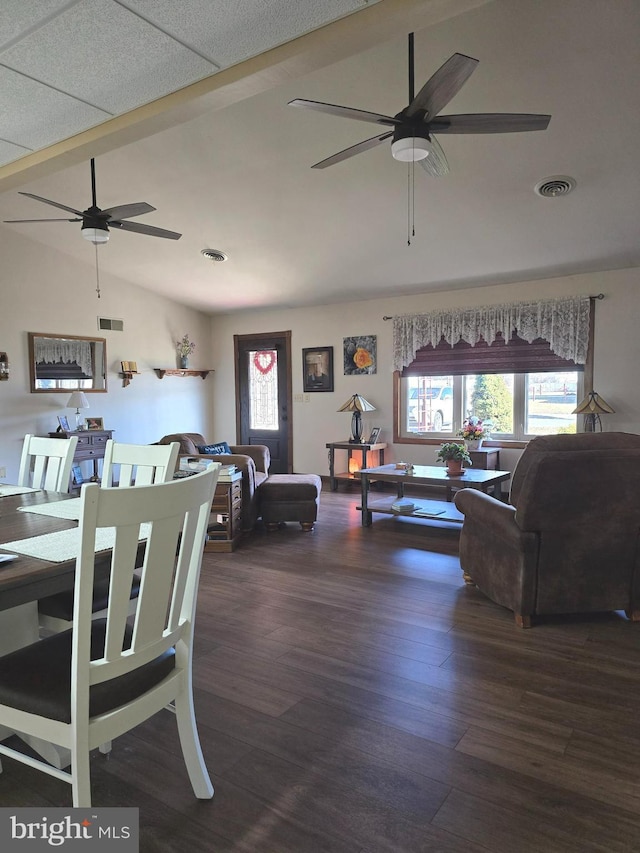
85, 417, 104, 430
367, 427, 381, 444
57, 415, 71, 432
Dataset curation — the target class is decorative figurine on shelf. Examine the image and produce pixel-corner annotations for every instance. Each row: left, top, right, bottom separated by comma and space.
176, 334, 196, 369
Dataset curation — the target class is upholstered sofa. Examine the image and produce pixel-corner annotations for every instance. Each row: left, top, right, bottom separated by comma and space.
157, 433, 270, 530
454, 432, 640, 627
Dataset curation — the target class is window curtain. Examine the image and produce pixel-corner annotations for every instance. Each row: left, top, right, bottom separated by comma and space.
392, 296, 591, 373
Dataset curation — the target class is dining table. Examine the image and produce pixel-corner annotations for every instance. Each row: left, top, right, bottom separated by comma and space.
0, 489, 83, 616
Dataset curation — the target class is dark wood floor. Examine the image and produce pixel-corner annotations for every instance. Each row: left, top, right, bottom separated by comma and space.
2, 486, 640, 852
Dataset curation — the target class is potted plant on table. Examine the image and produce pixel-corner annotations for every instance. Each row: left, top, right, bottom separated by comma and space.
458, 416, 487, 450
436, 442, 472, 476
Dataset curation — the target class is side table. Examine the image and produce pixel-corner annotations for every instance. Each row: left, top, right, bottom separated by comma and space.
204, 471, 243, 552
467, 447, 500, 470
326, 441, 387, 491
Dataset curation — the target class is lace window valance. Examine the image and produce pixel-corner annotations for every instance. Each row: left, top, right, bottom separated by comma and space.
392, 296, 591, 372
34, 338, 93, 378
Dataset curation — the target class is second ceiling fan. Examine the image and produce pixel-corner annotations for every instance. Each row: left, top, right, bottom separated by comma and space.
289, 34, 551, 176
4, 158, 182, 244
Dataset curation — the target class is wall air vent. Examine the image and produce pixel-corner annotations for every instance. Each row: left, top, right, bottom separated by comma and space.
98, 317, 124, 332
534, 176, 576, 198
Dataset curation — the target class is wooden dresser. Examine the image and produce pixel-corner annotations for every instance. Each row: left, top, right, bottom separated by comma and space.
48, 429, 113, 484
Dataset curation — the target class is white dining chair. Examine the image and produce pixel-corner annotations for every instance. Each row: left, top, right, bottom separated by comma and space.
0, 464, 220, 807
38, 441, 181, 633
101, 439, 180, 488
18, 433, 79, 493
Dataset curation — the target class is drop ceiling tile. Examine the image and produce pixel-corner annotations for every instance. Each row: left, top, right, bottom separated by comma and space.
119, 0, 374, 67
0, 139, 32, 168
0, 66, 110, 151
1, 0, 218, 115
0, 0, 73, 47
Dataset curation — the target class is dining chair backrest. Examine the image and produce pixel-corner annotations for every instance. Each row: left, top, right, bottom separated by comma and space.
0, 463, 220, 807
18, 433, 79, 492
101, 440, 179, 487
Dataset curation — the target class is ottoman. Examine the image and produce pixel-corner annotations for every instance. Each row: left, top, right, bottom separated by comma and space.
259, 474, 322, 532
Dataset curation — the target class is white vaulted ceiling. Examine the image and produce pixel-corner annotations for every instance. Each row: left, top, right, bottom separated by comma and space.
0, 0, 639, 313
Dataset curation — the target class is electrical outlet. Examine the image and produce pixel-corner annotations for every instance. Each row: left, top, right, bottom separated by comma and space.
293, 393, 303, 403
0, 467, 6, 479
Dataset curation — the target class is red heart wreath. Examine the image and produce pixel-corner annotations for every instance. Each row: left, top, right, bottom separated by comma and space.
253, 350, 276, 375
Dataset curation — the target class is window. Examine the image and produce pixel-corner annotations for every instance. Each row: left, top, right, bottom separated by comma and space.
401, 370, 581, 441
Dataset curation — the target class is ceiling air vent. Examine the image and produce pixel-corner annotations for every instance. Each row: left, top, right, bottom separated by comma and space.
534, 176, 576, 198
201, 249, 228, 262
98, 317, 124, 331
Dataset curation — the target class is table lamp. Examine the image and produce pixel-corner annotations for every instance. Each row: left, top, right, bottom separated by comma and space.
67, 391, 90, 430
572, 390, 615, 432
338, 394, 375, 443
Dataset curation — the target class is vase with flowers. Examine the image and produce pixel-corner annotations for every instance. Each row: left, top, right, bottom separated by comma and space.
176, 334, 196, 369
436, 442, 472, 476
458, 416, 487, 451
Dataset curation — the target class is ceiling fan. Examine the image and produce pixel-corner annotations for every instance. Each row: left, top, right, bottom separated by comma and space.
3, 158, 181, 244
289, 34, 551, 176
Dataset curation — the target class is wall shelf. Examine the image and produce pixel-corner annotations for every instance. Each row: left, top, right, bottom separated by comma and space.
154, 368, 212, 380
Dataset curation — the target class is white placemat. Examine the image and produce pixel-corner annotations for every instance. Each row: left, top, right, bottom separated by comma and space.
0, 523, 151, 563
17, 498, 82, 520
0, 485, 40, 498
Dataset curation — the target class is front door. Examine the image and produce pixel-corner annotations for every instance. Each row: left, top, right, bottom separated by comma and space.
234, 331, 292, 474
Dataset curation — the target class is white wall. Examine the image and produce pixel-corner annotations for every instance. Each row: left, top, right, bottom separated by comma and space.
0, 228, 215, 483
210, 267, 640, 476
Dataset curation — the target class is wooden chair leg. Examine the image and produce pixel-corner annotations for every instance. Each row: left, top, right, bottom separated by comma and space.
515, 613, 532, 629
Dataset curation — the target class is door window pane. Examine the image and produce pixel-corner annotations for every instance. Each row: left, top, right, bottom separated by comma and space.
249, 350, 279, 430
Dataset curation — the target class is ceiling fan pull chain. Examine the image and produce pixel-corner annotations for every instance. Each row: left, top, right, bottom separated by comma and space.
407, 162, 411, 246
94, 244, 101, 299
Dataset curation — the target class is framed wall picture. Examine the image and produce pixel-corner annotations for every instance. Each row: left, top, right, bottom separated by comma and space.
367, 427, 381, 444
302, 346, 334, 392
343, 335, 377, 375
57, 415, 71, 432
85, 417, 104, 430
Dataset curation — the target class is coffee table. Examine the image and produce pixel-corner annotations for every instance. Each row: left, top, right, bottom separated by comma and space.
358, 463, 511, 527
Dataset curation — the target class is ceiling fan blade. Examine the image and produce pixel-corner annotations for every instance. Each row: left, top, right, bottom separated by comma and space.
101, 202, 157, 220
289, 99, 399, 127
110, 219, 181, 240
429, 113, 551, 133
17, 192, 84, 217
406, 53, 478, 120
418, 135, 450, 177
3, 217, 82, 223
311, 131, 394, 169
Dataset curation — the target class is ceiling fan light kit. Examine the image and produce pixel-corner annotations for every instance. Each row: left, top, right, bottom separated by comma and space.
391, 135, 430, 162
81, 225, 109, 244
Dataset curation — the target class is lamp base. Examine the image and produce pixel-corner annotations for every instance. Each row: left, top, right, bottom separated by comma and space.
349, 412, 363, 443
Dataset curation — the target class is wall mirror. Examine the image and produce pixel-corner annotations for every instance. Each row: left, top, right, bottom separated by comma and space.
28, 332, 107, 393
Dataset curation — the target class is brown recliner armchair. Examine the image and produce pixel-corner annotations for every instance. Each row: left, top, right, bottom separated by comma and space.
454, 432, 640, 627
157, 433, 270, 530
